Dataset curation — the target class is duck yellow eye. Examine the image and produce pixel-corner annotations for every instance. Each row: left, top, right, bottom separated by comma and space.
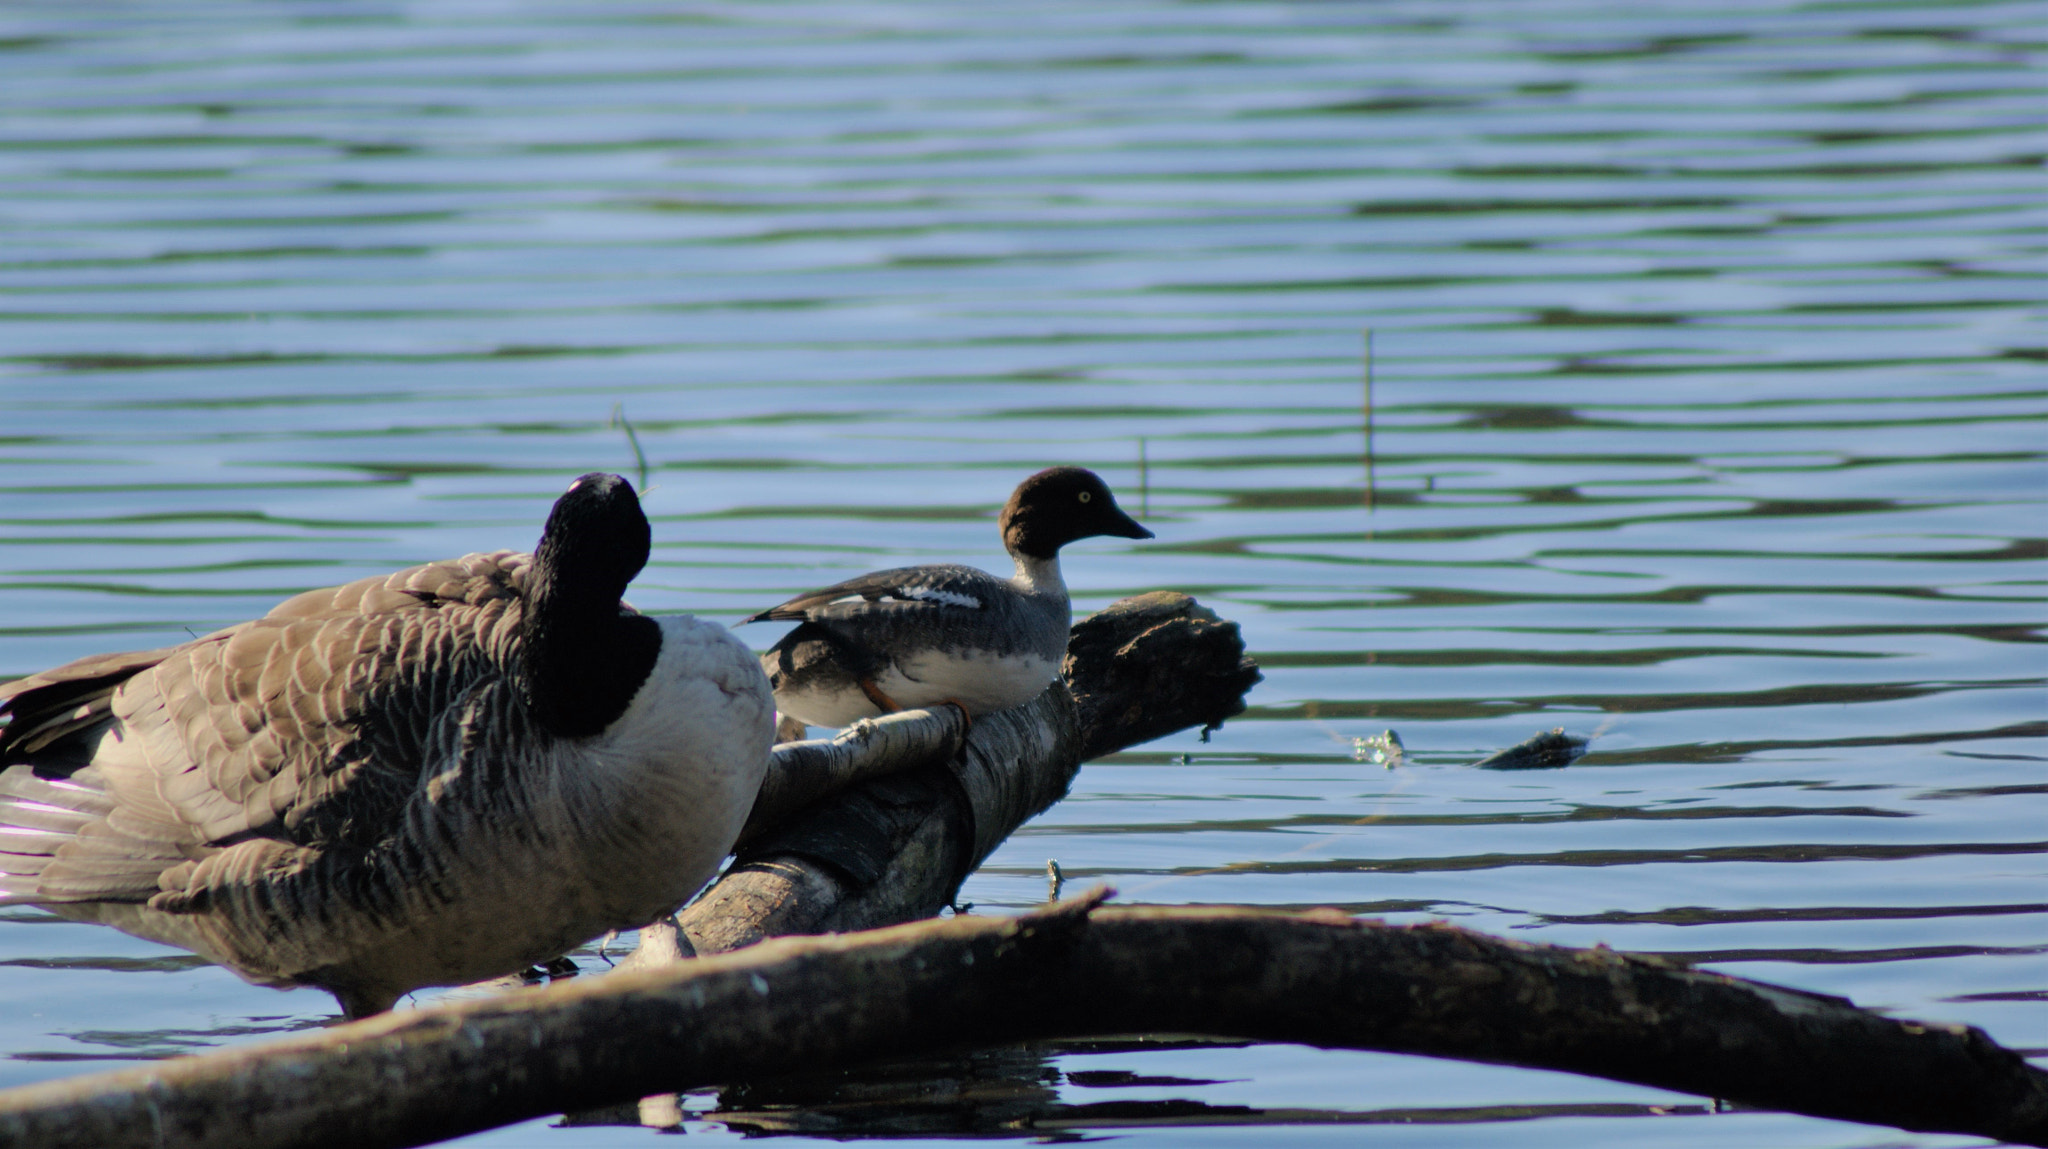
1078, 491, 1092, 503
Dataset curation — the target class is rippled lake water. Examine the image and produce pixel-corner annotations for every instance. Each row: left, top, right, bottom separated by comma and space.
1, 1, 2043, 1145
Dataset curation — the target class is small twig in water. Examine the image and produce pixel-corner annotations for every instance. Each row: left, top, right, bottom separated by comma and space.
609, 403, 650, 491
1362, 328, 1376, 522
1137, 437, 1149, 519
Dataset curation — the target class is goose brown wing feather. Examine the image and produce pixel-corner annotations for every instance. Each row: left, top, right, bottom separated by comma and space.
154, 551, 531, 844
0, 644, 197, 759
0, 554, 527, 760
2, 551, 538, 906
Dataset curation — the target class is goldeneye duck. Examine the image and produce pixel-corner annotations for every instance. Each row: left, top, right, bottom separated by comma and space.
0, 473, 775, 1018
744, 466, 1153, 729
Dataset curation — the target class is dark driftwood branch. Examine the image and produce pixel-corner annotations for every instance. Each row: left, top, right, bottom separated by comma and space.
644, 590, 1257, 959
1, 896, 2041, 1149
734, 707, 969, 849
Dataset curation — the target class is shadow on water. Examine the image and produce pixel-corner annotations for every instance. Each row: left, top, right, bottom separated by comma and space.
13, 1017, 326, 1063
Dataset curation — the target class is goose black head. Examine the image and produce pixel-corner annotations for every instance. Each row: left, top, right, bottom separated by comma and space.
522, 472, 661, 738
999, 466, 1154, 561
531, 472, 652, 604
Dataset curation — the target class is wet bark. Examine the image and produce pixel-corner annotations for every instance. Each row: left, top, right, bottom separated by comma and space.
1, 895, 2042, 1149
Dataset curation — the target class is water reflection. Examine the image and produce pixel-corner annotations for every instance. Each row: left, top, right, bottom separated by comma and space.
564, 1042, 1720, 1139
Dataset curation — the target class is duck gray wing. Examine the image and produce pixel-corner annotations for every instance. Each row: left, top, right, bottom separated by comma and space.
742, 563, 1002, 625
0, 551, 534, 906
749, 561, 1075, 728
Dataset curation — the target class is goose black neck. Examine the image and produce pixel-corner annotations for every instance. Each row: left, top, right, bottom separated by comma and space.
522, 601, 660, 739
518, 473, 662, 738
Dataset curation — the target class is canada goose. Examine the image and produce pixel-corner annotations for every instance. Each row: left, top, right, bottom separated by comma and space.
0, 473, 774, 1018
743, 467, 1152, 728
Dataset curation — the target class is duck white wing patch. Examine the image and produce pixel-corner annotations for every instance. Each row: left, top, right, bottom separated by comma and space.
893, 585, 981, 609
